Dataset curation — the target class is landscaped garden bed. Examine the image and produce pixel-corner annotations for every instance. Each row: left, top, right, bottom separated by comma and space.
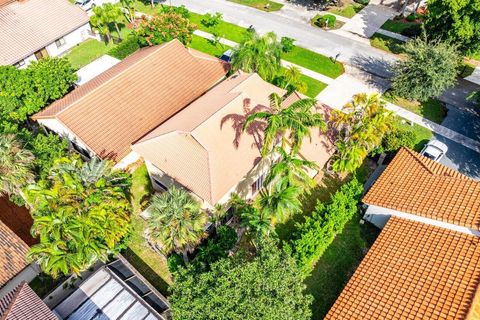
311, 14, 345, 30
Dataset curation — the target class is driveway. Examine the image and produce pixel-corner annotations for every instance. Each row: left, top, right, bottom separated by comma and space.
340, 4, 396, 38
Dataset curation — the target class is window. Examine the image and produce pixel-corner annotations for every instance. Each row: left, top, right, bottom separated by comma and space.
55, 37, 66, 48
14, 59, 25, 68
251, 174, 265, 194
71, 142, 91, 159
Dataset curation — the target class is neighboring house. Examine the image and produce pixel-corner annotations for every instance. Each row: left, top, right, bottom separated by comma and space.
325, 148, 480, 319
0, 0, 91, 68
32, 40, 229, 170
52, 258, 170, 320
0, 220, 40, 299
325, 216, 480, 320
0, 282, 57, 320
132, 71, 334, 208
363, 148, 480, 236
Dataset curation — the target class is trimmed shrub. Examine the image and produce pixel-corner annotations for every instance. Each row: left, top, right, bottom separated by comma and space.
382, 128, 417, 152
314, 14, 336, 29
216, 225, 238, 251
167, 253, 185, 274
406, 13, 418, 22
288, 178, 364, 275
108, 36, 140, 59
280, 37, 295, 53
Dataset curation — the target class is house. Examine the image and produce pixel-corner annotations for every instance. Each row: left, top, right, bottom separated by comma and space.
325, 148, 480, 319
0, 220, 40, 298
363, 147, 480, 235
0, 282, 57, 320
0, 0, 91, 68
32, 40, 229, 169
52, 258, 170, 320
132, 72, 334, 208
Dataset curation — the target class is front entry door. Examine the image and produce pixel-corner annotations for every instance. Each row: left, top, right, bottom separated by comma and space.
34, 48, 49, 60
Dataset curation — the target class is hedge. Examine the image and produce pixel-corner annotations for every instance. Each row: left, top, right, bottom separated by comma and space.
108, 36, 140, 60
287, 178, 364, 275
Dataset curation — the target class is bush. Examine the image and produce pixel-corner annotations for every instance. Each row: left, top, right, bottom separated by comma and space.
406, 13, 418, 22
402, 24, 422, 37
354, 0, 369, 5
314, 14, 336, 29
280, 36, 295, 53
167, 253, 185, 274
288, 178, 363, 275
108, 36, 140, 59
382, 128, 417, 152
216, 225, 238, 251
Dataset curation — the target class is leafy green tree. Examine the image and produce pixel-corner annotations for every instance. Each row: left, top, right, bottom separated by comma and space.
274, 65, 307, 94
200, 12, 223, 28
331, 93, 393, 173
425, 0, 480, 54
90, 3, 124, 42
147, 186, 207, 263
0, 134, 35, 202
258, 180, 303, 224
27, 157, 132, 278
170, 238, 313, 320
392, 36, 461, 101
0, 59, 76, 129
243, 93, 326, 156
231, 31, 282, 82
120, 0, 135, 22
25, 133, 69, 180
134, 11, 196, 46
265, 146, 317, 189
239, 203, 273, 241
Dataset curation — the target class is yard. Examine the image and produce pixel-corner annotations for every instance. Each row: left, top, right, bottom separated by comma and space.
300, 74, 328, 98
382, 91, 448, 124
189, 35, 231, 58
123, 164, 172, 296
64, 39, 114, 69
380, 19, 421, 37
327, 3, 365, 18
275, 162, 380, 320
227, 0, 284, 12
282, 46, 345, 79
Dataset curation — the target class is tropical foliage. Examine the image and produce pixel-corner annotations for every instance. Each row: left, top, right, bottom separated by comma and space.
425, 0, 480, 54
231, 31, 283, 82
258, 180, 303, 224
90, 3, 124, 42
27, 157, 132, 278
392, 36, 461, 101
286, 178, 363, 275
331, 93, 393, 173
170, 238, 313, 320
0, 134, 35, 201
243, 93, 326, 157
147, 187, 208, 263
274, 66, 307, 94
134, 11, 197, 46
119, 0, 135, 22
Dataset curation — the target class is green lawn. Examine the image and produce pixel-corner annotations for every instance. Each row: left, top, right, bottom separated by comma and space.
188, 13, 249, 44
65, 39, 114, 69
131, 163, 153, 214
380, 19, 421, 36
459, 62, 476, 78
283, 46, 344, 79
468, 51, 480, 62
189, 35, 231, 57
370, 33, 405, 55
305, 215, 380, 319
300, 74, 328, 98
327, 3, 365, 18
227, 0, 284, 12
383, 91, 448, 124
395, 119, 433, 152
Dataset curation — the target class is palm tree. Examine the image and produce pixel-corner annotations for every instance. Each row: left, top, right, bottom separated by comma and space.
27, 157, 131, 278
120, 0, 135, 22
243, 93, 327, 157
211, 203, 227, 228
91, 4, 123, 42
265, 146, 318, 189
147, 187, 208, 263
279, 66, 307, 94
231, 31, 282, 82
258, 181, 302, 224
0, 134, 35, 204
331, 93, 393, 173
238, 205, 272, 247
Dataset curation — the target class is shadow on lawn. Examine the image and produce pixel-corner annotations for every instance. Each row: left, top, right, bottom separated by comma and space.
122, 247, 171, 296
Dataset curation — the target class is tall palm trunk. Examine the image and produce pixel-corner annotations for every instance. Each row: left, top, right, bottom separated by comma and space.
114, 22, 123, 41
181, 249, 190, 264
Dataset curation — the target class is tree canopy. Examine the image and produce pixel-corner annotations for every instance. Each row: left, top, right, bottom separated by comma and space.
425, 0, 480, 54
27, 157, 132, 278
392, 36, 461, 101
170, 239, 313, 320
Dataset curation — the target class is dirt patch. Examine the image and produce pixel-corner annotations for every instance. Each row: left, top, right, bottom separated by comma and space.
0, 196, 37, 246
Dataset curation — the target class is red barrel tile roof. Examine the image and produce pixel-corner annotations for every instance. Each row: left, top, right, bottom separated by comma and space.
0, 220, 29, 288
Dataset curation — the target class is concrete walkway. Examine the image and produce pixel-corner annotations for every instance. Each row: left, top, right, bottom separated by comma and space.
340, 4, 396, 38
376, 28, 410, 41
466, 67, 480, 86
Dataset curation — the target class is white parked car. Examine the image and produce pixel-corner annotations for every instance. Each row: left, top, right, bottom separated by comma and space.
420, 140, 448, 162
75, 0, 95, 11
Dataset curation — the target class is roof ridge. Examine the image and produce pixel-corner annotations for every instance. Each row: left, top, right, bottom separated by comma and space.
1, 281, 26, 319
190, 132, 215, 204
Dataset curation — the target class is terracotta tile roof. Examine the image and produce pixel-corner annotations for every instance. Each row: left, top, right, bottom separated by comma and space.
133, 71, 334, 205
33, 40, 229, 161
363, 148, 480, 230
0, 282, 57, 320
0, 0, 89, 65
325, 217, 480, 320
0, 220, 29, 288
